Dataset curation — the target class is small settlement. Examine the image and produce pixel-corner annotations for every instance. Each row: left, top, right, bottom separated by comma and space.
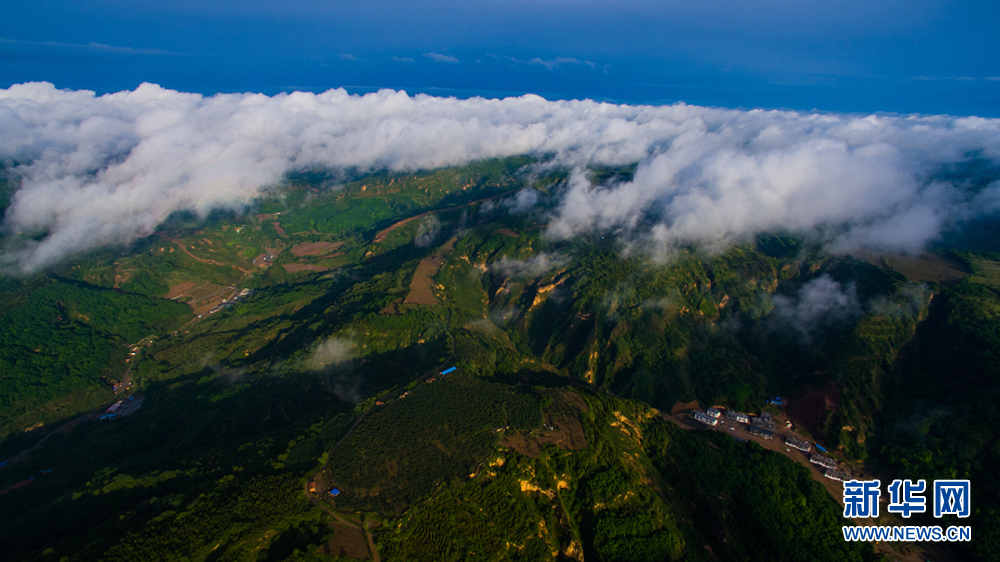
688, 405, 846, 481
209, 288, 253, 315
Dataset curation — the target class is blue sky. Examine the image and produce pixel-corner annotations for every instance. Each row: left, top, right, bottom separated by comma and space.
2, 0, 999, 115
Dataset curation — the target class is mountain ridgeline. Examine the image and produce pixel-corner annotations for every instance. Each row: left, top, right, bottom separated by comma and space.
0, 157, 998, 561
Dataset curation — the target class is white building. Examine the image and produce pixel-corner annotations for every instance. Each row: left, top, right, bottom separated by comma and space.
693, 412, 719, 426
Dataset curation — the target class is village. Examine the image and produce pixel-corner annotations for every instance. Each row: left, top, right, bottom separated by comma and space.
681, 400, 852, 483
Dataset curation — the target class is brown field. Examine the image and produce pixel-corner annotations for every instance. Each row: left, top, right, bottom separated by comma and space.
165, 281, 236, 315
283, 263, 329, 273
290, 241, 345, 256
403, 256, 444, 305
853, 251, 969, 285
402, 237, 458, 305
493, 228, 520, 237
317, 520, 369, 559
379, 301, 401, 315
273, 221, 287, 236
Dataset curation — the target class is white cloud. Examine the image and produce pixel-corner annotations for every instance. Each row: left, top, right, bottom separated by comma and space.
771, 275, 861, 342
491, 253, 568, 278
506, 56, 584, 70
414, 215, 441, 247
0, 37, 179, 56
0, 82, 998, 272
306, 336, 355, 370
423, 52, 459, 63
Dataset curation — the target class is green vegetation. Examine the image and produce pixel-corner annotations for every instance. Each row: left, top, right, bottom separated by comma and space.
0, 277, 189, 434
5, 157, 999, 561
326, 372, 540, 513
875, 252, 1000, 561
374, 391, 877, 562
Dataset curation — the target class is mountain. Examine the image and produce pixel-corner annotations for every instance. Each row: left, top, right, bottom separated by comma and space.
1, 157, 998, 561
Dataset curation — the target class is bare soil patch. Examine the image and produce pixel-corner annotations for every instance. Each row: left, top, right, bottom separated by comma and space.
291, 241, 345, 257
402, 236, 458, 305
165, 281, 199, 300
166, 281, 236, 316
113, 269, 134, 287
379, 301, 401, 315
283, 263, 329, 273
494, 228, 520, 237
318, 521, 369, 559
273, 222, 287, 236
785, 381, 841, 439
670, 400, 700, 414
503, 389, 588, 458
158, 235, 227, 267
403, 256, 444, 305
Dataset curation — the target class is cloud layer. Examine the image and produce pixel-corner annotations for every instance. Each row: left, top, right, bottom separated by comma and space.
1, 82, 999, 271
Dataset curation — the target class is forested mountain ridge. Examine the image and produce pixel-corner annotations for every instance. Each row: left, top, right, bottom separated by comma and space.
0, 157, 997, 561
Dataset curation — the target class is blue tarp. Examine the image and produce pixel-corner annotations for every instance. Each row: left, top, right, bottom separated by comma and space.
330, 488, 341, 496
815, 444, 827, 453
440, 367, 457, 375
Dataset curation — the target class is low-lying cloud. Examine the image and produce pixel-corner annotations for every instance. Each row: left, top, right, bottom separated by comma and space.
414, 215, 442, 248
771, 275, 862, 342
1, 81, 999, 272
491, 252, 568, 279
305, 336, 355, 371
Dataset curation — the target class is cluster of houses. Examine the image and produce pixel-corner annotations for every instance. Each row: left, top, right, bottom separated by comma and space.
809, 453, 837, 470
210, 288, 253, 315
783, 434, 811, 452
693, 411, 719, 426
688, 405, 849, 481
253, 252, 275, 268
752, 412, 775, 431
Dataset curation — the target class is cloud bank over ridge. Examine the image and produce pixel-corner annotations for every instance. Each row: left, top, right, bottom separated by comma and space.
1, 81, 999, 271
